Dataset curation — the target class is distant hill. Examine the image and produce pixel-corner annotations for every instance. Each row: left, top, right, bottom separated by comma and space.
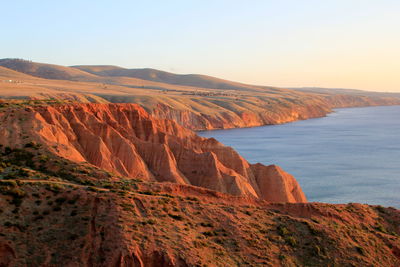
2, 59, 399, 96
0, 58, 97, 80
0, 58, 275, 92
0, 66, 39, 80
73, 65, 270, 91
71, 65, 124, 74
291, 87, 400, 98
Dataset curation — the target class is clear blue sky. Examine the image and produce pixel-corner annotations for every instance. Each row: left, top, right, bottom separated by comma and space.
2, 0, 400, 91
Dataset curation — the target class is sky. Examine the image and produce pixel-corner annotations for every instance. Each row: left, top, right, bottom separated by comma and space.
1, 0, 400, 92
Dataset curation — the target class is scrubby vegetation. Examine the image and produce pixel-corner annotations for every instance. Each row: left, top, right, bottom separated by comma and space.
0, 119, 399, 266
0, 99, 68, 110
0, 151, 399, 266
0, 144, 140, 191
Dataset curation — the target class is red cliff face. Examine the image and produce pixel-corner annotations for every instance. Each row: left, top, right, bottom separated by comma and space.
150, 95, 400, 131
0, 103, 306, 203
151, 101, 330, 131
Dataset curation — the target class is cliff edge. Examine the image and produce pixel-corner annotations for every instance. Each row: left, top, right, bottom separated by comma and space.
0, 103, 306, 203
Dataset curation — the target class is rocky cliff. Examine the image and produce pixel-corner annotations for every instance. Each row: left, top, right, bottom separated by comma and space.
0, 103, 306, 203
148, 94, 400, 131
0, 102, 399, 266
151, 101, 329, 131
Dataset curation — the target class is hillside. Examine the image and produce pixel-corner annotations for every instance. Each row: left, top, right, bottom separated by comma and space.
291, 87, 400, 98
72, 65, 271, 91
0, 59, 98, 81
0, 102, 399, 266
0, 66, 42, 80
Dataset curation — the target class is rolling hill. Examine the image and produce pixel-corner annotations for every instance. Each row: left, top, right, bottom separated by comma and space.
0, 58, 98, 81
72, 65, 272, 91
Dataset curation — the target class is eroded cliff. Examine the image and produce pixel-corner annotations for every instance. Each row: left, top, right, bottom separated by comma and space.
0, 103, 306, 203
147, 94, 400, 131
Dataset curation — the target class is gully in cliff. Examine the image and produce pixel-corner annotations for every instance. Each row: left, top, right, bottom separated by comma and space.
0, 103, 306, 203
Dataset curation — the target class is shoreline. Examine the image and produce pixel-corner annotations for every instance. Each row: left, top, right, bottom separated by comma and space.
198, 104, 400, 208
195, 104, 400, 133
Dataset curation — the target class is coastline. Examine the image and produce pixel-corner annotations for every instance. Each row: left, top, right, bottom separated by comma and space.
149, 100, 400, 132
196, 104, 400, 133
198, 105, 400, 208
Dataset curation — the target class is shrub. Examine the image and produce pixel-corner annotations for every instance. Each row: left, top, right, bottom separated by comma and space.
277, 225, 290, 236
168, 213, 183, 221
3, 146, 12, 155
38, 155, 49, 163
161, 194, 174, 199
34, 215, 44, 221
24, 141, 39, 149
53, 206, 61, 211
17, 168, 30, 177
185, 196, 199, 202
146, 219, 156, 225
202, 231, 218, 237
200, 222, 213, 227
214, 238, 223, 245
69, 234, 79, 241
6, 187, 26, 199
286, 236, 297, 247
55, 197, 66, 204
375, 223, 387, 233
375, 205, 386, 214
0, 180, 18, 187
356, 246, 365, 255
67, 197, 78, 204
87, 186, 101, 192
46, 183, 63, 193
4, 221, 13, 227
244, 210, 252, 216
139, 190, 155, 196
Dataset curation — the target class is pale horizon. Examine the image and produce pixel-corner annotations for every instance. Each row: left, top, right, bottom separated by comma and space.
2, 0, 400, 92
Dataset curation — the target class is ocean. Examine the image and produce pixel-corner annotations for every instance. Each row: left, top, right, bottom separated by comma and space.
198, 105, 400, 207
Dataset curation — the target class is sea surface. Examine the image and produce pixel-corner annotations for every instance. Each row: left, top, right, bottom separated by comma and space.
198, 106, 400, 208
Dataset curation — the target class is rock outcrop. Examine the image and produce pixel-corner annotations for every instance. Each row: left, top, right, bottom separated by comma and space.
151, 101, 330, 131
149, 95, 400, 131
0, 103, 306, 203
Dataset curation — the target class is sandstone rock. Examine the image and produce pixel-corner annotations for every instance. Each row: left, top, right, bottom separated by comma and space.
0, 103, 307, 203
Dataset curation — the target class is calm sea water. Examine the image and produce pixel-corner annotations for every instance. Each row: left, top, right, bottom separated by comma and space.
198, 106, 400, 208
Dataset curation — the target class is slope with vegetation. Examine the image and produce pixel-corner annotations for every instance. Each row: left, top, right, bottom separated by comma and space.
0, 131, 399, 266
